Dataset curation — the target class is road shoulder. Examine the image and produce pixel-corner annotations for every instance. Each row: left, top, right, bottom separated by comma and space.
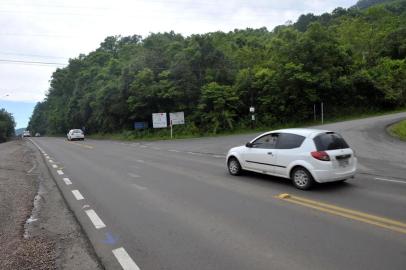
0, 140, 102, 269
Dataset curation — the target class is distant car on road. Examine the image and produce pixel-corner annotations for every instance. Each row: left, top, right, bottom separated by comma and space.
35, 133, 41, 137
226, 128, 357, 190
67, 129, 85, 141
22, 130, 31, 137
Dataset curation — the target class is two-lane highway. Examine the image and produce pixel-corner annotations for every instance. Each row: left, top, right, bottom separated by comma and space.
31, 113, 406, 270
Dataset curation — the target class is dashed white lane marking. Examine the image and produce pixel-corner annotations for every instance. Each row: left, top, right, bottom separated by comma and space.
213, 154, 226, 158
49, 159, 54, 163
136, 159, 145, 163
112, 247, 140, 270
128, 173, 140, 178
85, 209, 106, 229
168, 149, 179, 152
374, 177, 406, 184
57, 170, 64, 175
140, 145, 147, 148
63, 178, 72, 185
52, 164, 58, 168
72, 190, 85, 200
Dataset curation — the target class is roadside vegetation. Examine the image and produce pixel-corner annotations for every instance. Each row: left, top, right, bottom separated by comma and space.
390, 119, 406, 140
0, 108, 15, 143
28, 0, 406, 138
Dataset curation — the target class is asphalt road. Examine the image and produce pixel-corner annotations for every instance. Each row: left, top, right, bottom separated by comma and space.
31, 113, 406, 270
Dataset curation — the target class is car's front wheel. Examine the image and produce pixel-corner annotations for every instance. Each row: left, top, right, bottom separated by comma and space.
291, 167, 315, 190
228, 157, 242, 176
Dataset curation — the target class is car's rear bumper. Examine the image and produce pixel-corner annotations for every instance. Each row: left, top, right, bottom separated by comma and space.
69, 135, 84, 140
312, 159, 357, 183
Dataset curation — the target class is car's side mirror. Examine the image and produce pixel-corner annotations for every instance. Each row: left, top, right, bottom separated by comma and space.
245, 142, 253, 148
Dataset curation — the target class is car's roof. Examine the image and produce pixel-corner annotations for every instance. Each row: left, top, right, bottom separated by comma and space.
268, 128, 331, 137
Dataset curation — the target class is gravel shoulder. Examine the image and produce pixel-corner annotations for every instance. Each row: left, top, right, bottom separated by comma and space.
0, 139, 102, 270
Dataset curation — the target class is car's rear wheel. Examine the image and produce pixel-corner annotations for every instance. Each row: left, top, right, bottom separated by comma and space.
291, 167, 314, 190
228, 157, 242, 176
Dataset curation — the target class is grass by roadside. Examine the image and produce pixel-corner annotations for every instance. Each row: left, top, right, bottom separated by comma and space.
87, 108, 406, 142
389, 119, 406, 141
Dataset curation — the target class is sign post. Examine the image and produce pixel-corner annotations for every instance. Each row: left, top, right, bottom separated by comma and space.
249, 106, 255, 129
170, 120, 173, 139
169, 112, 185, 139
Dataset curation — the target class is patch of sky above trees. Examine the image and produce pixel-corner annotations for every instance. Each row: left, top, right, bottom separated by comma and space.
28, 0, 406, 135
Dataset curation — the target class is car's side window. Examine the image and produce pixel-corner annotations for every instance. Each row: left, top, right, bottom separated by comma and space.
252, 134, 279, 149
276, 133, 306, 149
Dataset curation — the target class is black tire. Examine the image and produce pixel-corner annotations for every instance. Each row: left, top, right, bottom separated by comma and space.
291, 167, 315, 190
228, 157, 242, 176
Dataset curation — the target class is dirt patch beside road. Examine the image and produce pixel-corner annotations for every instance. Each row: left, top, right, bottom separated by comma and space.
0, 140, 101, 270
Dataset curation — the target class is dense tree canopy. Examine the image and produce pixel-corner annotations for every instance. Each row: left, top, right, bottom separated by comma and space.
29, 0, 406, 135
0, 109, 15, 143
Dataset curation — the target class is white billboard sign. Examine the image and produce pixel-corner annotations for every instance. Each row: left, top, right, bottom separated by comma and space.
152, 113, 167, 128
169, 112, 185, 125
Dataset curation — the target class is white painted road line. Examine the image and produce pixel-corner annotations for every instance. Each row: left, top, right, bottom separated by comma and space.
57, 170, 64, 175
136, 159, 145, 163
72, 190, 85, 200
63, 177, 72, 185
128, 173, 140, 178
112, 247, 140, 270
374, 177, 406, 184
52, 164, 58, 168
168, 149, 179, 152
85, 209, 106, 229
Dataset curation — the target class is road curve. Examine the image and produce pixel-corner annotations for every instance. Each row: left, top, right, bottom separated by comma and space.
30, 112, 406, 270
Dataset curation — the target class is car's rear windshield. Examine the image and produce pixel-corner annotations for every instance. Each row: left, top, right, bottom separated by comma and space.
313, 132, 349, 151
73, 129, 83, 133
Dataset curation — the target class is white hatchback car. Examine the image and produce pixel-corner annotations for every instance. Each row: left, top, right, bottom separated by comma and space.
67, 129, 85, 141
226, 128, 357, 190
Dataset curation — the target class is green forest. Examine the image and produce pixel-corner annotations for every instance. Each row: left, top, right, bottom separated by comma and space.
0, 109, 15, 143
28, 0, 406, 136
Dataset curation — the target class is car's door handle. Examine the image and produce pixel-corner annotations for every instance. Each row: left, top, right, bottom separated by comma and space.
267, 152, 273, 155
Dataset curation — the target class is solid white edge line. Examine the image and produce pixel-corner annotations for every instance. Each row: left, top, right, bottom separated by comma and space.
85, 209, 106, 229
57, 170, 64, 175
72, 190, 85, 200
112, 247, 140, 270
374, 177, 406, 184
63, 177, 72, 185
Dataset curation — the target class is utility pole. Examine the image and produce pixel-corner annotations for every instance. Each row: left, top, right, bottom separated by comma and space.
321, 102, 324, 124
313, 104, 316, 122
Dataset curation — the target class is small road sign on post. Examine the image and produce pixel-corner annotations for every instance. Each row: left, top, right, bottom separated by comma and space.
169, 112, 185, 139
152, 113, 168, 128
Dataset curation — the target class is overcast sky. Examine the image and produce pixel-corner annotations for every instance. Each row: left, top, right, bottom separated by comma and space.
0, 0, 355, 128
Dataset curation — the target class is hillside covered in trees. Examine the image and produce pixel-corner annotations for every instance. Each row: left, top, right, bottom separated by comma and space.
0, 109, 15, 142
28, 0, 406, 135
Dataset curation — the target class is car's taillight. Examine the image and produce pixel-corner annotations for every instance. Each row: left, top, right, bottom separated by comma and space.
311, 151, 330, 161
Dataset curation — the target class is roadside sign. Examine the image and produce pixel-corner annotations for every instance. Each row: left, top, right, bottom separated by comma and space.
134, 122, 148, 129
169, 112, 185, 125
152, 113, 167, 128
